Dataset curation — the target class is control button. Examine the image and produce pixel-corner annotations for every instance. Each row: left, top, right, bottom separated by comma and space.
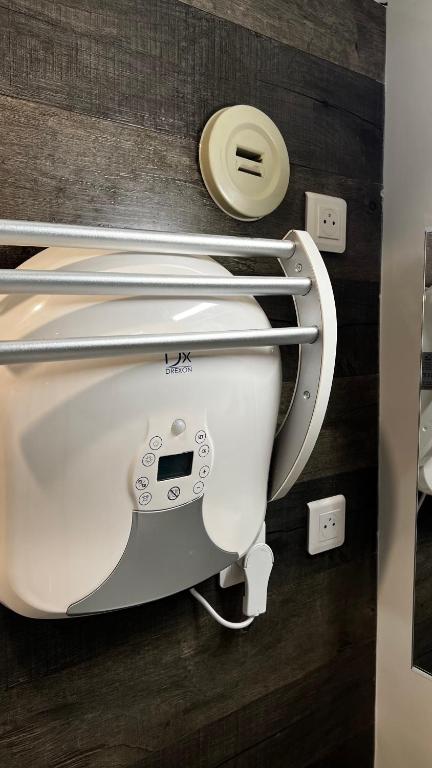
142, 452, 155, 467
149, 435, 162, 451
198, 444, 210, 458
193, 481, 204, 495
172, 418, 186, 436
195, 430, 206, 444
199, 465, 210, 479
135, 476, 149, 491
139, 492, 152, 506
167, 486, 181, 501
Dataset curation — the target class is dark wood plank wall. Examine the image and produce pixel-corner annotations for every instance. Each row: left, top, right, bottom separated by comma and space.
178, 0, 385, 80
413, 495, 432, 672
413, 234, 432, 673
0, 1, 385, 766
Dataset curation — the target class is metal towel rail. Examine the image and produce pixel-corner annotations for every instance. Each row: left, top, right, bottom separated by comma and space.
0, 219, 295, 260
0, 270, 311, 297
0, 328, 318, 365
0, 219, 316, 365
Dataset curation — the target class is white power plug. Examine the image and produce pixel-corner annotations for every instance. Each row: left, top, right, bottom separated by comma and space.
219, 522, 267, 588
217, 523, 274, 620
243, 543, 274, 617
191, 536, 274, 630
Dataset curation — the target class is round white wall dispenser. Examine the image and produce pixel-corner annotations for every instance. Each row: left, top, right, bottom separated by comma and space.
199, 105, 290, 221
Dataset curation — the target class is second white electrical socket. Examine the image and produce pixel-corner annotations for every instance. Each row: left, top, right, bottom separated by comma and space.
307, 495, 345, 555
305, 192, 347, 253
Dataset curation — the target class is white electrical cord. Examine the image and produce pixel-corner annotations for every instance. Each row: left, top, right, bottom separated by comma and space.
189, 587, 255, 630
418, 492, 427, 512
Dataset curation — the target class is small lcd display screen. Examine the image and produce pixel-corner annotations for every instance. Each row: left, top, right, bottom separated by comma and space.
157, 452, 194, 482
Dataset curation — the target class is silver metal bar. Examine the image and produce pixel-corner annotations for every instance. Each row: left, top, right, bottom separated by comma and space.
0, 220, 296, 260
0, 327, 318, 364
0, 269, 311, 297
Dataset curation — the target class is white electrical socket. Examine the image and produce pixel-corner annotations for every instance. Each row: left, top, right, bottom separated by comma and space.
318, 205, 340, 240
305, 192, 347, 253
319, 510, 338, 540
307, 495, 345, 555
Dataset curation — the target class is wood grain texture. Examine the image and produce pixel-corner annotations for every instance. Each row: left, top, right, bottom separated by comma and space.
179, 0, 386, 82
306, 728, 374, 768
0, 0, 383, 182
302, 375, 378, 481
0, 95, 382, 282
277, 375, 378, 479
0, 1, 383, 766
186, 648, 375, 768
413, 495, 432, 669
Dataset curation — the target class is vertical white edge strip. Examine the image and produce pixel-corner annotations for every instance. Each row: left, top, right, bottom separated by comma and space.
269, 230, 337, 501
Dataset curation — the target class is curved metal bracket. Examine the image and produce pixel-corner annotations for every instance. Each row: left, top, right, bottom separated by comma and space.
269, 230, 337, 501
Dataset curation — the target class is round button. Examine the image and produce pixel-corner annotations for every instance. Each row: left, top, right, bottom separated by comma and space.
139, 492, 152, 506
149, 435, 162, 451
199, 465, 210, 479
195, 430, 206, 444
198, 444, 210, 458
172, 419, 186, 436
167, 486, 181, 501
142, 452, 155, 467
193, 481, 204, 495
135, 476, 149, 490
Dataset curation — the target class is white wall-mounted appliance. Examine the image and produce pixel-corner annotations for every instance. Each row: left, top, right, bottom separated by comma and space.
0, 220, 336, 619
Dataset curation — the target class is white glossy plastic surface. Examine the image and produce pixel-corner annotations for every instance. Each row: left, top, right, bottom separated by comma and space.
0, 248, 281, 617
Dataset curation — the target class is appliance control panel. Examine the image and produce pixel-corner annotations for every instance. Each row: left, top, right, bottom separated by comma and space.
130, 415, 213, 512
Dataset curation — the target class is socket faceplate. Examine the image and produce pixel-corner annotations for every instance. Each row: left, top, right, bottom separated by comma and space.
307, 494, 346, 555
305, 192, 347, 253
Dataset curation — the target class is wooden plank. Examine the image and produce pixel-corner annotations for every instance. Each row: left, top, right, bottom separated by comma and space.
413, 496, 432, 668
0, 1, 383, 181
0, 0, 385, 121
331, 280, 379, 378
413, 617, 432, 672
0, 540, 375, 767
219, 679, 374, 767
303, 375, 378, 481
130, 644, 375, 768
303, 728, 374, 768
278, 376, 378, 481
0, 96, 382, 282
178, 0, 386, 82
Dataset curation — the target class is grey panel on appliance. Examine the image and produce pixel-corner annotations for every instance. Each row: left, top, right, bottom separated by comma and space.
68, 497, 238, 615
